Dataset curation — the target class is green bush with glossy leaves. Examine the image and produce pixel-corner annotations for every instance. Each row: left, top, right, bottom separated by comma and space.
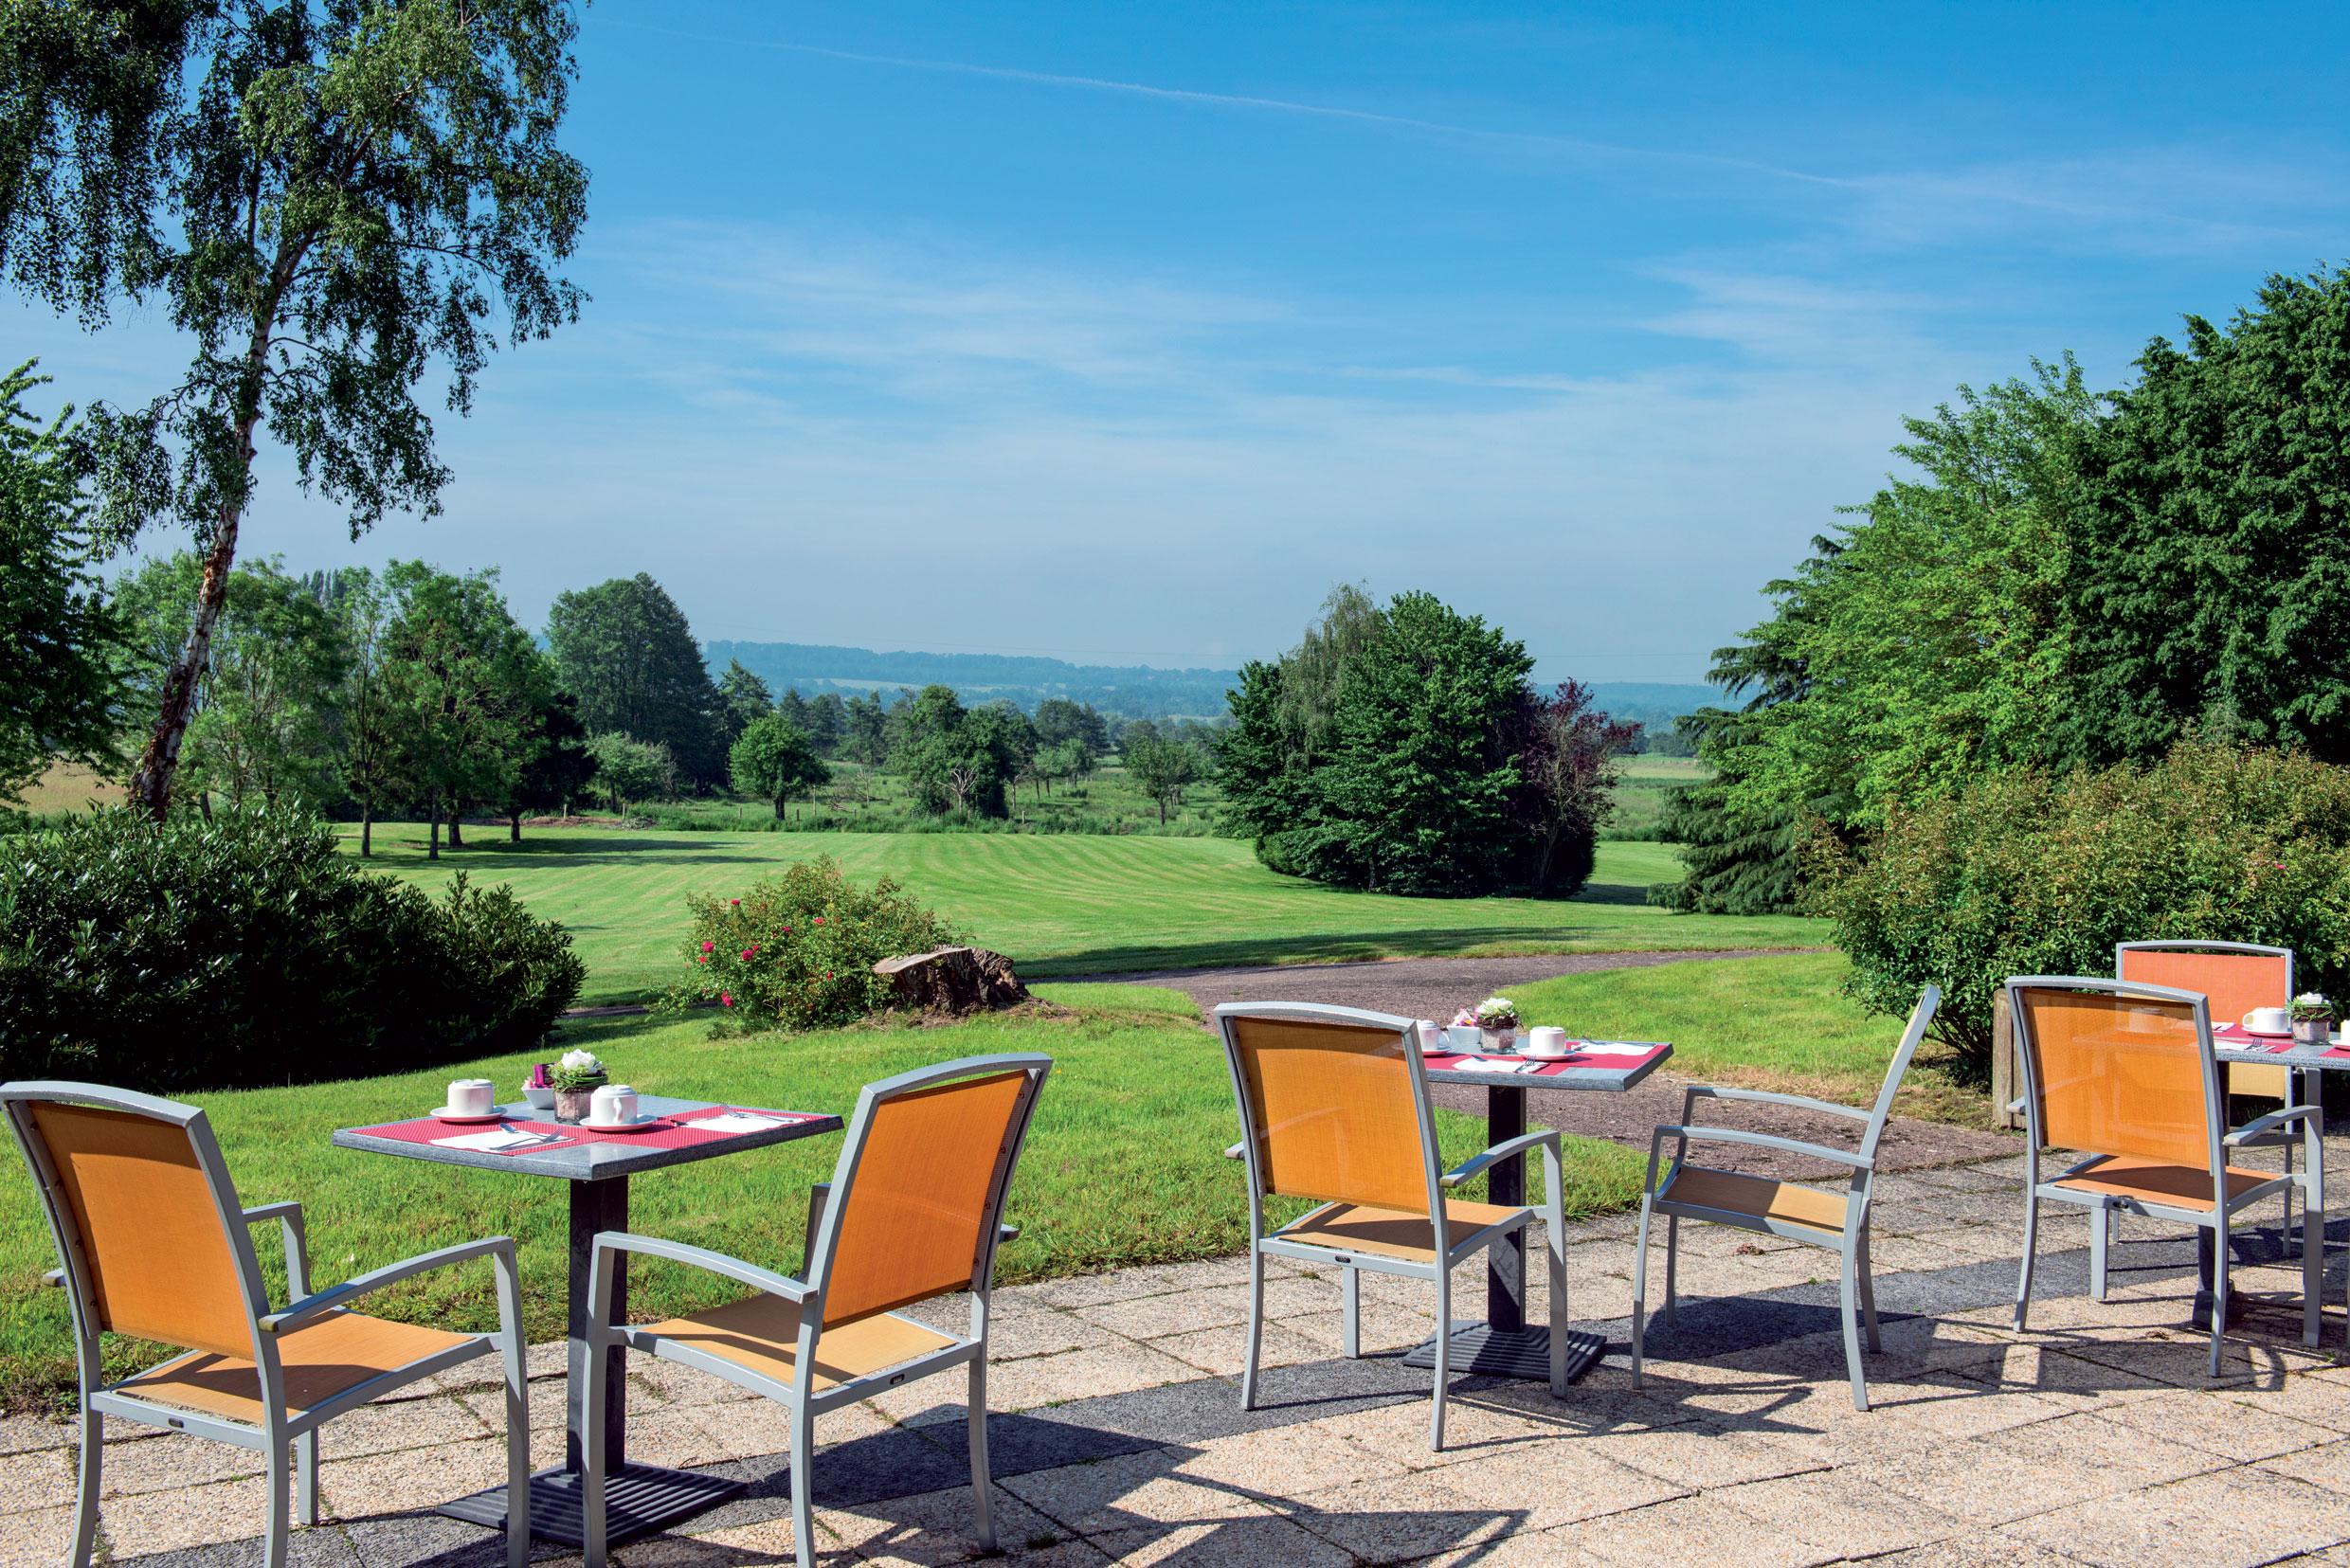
0, 807, 582, 1088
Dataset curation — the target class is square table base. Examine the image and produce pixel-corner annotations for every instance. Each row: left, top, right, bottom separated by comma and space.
440, 1463, 747, 1547
1401, 1323, 1605, 1383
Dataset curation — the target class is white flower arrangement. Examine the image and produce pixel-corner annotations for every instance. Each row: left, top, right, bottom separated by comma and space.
2291, 992, 2335, 1022
1455, 997, 1518, 1030
549, 1049, 608, 1091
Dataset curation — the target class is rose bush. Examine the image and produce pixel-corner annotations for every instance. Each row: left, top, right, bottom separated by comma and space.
661, 856, 957, 1031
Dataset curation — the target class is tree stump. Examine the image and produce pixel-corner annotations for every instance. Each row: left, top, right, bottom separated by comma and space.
873, 946, 1031, 1015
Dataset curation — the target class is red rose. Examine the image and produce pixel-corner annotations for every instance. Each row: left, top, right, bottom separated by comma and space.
740, 948, 754, 961
730, 898, 741, 907
813, 916, 824, 926
719, 992, 733, 1007
700, 941, 714, 953
696, 954, 707, 964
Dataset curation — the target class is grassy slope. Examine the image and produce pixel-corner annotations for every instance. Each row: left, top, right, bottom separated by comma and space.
346, 826, 1822, 1004
0, 986, 1648, 1412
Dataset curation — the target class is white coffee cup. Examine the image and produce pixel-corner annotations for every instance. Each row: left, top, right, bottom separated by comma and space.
1444, 1025, 1484, 1053
1524, 1027, 1571, 1059
590, 1083, 640, 1126
2244, 1006, 2292, 1035
1416, 1020, 1446, 1054
447, 1078, 496, 1117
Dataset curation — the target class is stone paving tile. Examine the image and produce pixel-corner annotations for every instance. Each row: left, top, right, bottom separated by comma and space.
822, 1481, 1081, 1565
0, 1412, 72, 1456
88, 1476, 284, 1558
1167, 1420, 1415, 1498
1002, 1447, 1283, 1536
0, 1505, 78, 1565
1546, 1492, 1838, 1566
1708, 1468, 1968, 1558
1984, 1409, 2229, 1489
1069, 1275, 1329, 1338
94, 1429, 272, 1497
2095, 1386, 2341, 1462
1998, 1466, 2350, 1566
0, 1441, 74, 1511
1145, 1319, 1330, 1379
1573, 1418, 1837, 1490
1084, 1512, 1359, 1565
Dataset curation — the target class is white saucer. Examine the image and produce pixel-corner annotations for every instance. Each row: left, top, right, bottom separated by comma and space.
579, 1115, 662, 1133
431, 1108, 504, 1124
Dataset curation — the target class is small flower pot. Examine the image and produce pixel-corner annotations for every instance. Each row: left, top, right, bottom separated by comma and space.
2294, 1018, 2332, 1045
1481, 1028, 1518, 1054
553, 1089, 596, 1124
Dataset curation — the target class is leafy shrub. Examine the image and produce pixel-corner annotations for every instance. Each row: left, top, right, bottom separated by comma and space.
0, 807, 583, 1089
662, 856, 957, 1031
1807, 742, 2350, 1075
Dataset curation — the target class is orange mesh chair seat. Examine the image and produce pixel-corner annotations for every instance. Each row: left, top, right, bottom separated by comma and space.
2116, 942, 2303, 1252
1217, 1003, 1570, 1451
2008, 978, 2324, 1375
1632, 988, 1941, 1412
581, 1054, 1051, 1568
2, 1082, 531, 1568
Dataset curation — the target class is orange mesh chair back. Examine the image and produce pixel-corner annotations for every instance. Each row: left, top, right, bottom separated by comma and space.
819, 1066, 1043, 1328
22, 1099, 259, 1358
2011, 983, 2217, 1172
2117, 943, 2293, 1099
1222, 1013, 1432, 1214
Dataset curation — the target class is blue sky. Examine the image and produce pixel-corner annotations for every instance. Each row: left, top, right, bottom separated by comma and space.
18, 1, 2350, 682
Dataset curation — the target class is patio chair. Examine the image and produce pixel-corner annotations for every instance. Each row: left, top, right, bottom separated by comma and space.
581, 1054, 1051, 1568
1213, 1001, 1568, 1451
1631, 984, 1940, 1412
1, 1081, 529, 1568
2008, 978, 2323, 1375
2116, 941, 2302, 1259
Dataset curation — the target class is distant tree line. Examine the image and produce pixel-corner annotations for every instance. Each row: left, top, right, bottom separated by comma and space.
1661, 264, 2350, 915
1220, 585, 1638, 896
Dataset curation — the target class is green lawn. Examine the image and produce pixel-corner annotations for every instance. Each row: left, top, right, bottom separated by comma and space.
345, 826, 1823, 1003
0, 985, 1647, 1412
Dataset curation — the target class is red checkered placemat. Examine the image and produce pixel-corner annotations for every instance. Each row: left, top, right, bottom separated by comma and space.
1421, 1043, 1668, 1076
352, 1106, 827, 1155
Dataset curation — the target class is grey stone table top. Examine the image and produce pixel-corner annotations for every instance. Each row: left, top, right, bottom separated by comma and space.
1420, 1042, 1672, 1093
333, 1094, 843, 1181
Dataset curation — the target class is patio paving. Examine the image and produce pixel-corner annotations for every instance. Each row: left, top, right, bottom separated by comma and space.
12, 1144, 2350, 1565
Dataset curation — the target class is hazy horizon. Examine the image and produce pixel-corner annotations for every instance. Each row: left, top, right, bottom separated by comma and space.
16, 1, 2349, 682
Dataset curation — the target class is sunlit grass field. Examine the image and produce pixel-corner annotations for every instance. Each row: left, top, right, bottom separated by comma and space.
342, 825, 1823, 1003
0, 985, 1645, 1411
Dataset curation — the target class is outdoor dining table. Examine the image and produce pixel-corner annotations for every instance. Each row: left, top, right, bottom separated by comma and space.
1406, 1040, 1674, 1383
2190, 1024, 2346, 1328
334, 1094, 842, 1547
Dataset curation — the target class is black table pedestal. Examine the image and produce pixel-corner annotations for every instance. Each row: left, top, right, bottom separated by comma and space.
438, 1174, 746, 1545
1401, 1080, 1600, 1384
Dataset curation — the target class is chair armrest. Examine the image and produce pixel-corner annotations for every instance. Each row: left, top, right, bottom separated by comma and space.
1440, 1129, 1559, 1188
1685, 1085, 1871, 1124
593, 1231, 809, 1303
999, 1224, 1020, 1244
1648, 1124, 1871, 1170
1223, 1141, 1246, 1160
43, 1269, 63, 1287
260, 1235, 514, 1335
2226, 1106, 2323, 1146
2004, 1097, 2026, 1115
244, 1201, 310, 1299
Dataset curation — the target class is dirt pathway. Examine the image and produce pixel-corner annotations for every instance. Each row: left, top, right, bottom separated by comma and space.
1076, 947, 2008, 1179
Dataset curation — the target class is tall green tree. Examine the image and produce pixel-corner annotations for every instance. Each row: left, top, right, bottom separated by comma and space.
803, 690, 846, 755
0, 0, 588, 819
381, 562, 533, 859
716, 658, 774, 748
730, 713, 830, 820
320, 566, 402, 856
0, 361, 121, 802
2068, 266, 2350, 765
586, 730, 671, 818
1508, 680, 1640, 895
546, 573, 725, 789
1125, 735, 1200, 827
498, 667, 591, 840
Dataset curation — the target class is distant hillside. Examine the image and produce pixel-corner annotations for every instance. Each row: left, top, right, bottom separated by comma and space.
704, 644, 1719, 727
703, 641, 1238, 720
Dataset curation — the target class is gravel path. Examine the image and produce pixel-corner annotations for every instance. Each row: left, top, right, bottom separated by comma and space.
1078, 947, 2008, 1180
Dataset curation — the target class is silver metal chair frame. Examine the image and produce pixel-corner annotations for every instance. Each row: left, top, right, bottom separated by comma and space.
1632, 984, 1941, 1412
2114, 941, 2303, 1255
2007, 977, 2323, 1376
2, 1080, 528, 1568
581, 1053, 1051, 1568
1213, 1001, 1568, 1451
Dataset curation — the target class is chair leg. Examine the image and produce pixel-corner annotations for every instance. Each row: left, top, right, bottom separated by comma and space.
1342, 1264, 1361, 1359
2014, 1189, 2039, 1332
967, 1356, 995, 1553
1630, 1199, 1654, 1388
70, 1403, 100, 1567
297, 1429, 318, 1527
1240, 1247, 1265, 1410
500, 1335, 529, 1568
2088, 1199, 2108, 1302
1838, 1241, 1870, 1413
2207, 1226, 2232, 1379
1546, 1216, 1568, 1397
583, 1338, 608, 1568
1856, 1222, 1880, 1353
1428, 1265, 1452, 1451
1663, 1215, 1680, 1326
264, 1438, 292, 1568
790, 1402, 817, 1568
